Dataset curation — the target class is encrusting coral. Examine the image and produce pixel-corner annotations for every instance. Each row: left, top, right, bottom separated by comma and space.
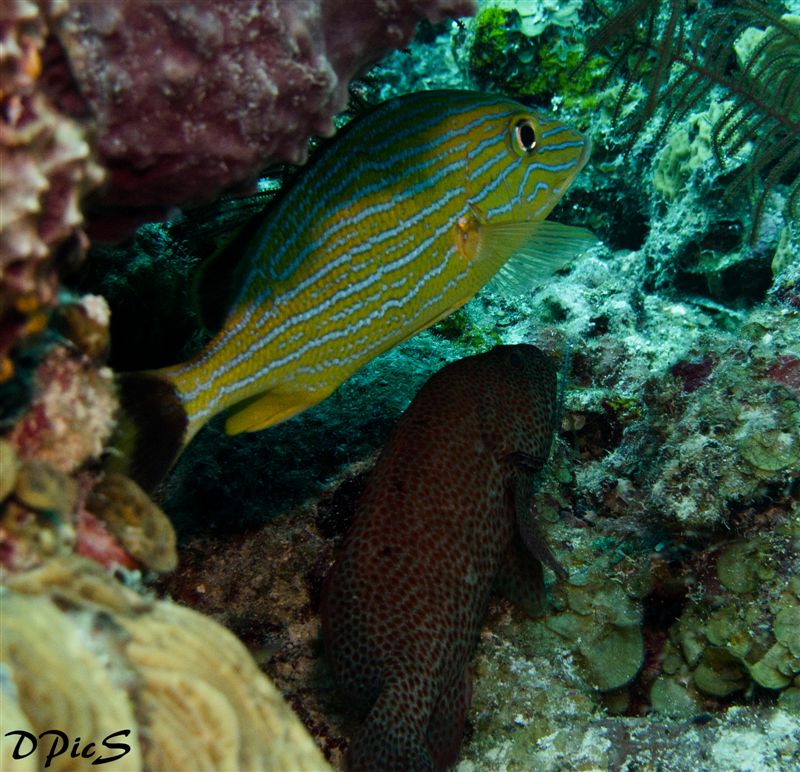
40, 0, 476, 236
0, 0, 105, 381
1, 556, 330, 771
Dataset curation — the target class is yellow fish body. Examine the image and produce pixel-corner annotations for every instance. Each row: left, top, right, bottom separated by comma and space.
118, 90, 594, 489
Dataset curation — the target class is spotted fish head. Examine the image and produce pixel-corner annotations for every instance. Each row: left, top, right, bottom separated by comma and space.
459, 96, 591, 224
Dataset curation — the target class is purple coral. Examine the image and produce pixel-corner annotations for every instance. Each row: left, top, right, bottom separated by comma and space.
670, 355, 715, 393
44, 0, 476, 236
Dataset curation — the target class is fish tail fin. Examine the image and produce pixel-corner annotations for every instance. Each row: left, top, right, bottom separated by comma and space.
108, 371, 188, 493
345, 687, 435, 772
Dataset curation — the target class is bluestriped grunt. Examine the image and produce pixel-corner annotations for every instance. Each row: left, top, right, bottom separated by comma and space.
116, 90, 594, 489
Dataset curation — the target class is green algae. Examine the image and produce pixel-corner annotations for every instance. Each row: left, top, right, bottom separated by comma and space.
749, 643, 798, 690
780, 687, 800, 716
655, 506, 800, 706
650, 676, 701, 717
705, 605, 751, 659
582, 625, 643, 691
547, 576, 643, 691
775, 606, 800, 658
432, 307, 501, 349
466, 3, 605, 110
741, 429, 800, 474
717, 540, 767, 593
693, 647, 748, 697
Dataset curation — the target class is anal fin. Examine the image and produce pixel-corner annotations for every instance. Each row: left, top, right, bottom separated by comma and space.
224, 385, 332, 434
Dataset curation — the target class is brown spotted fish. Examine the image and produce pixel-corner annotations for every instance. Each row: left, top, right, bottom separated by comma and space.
321, 344, 567, 771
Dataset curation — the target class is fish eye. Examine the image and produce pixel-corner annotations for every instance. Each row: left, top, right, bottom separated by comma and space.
513, 119, 537, 154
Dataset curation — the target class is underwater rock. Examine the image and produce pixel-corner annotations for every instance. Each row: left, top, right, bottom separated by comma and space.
459, 704, 800, 771
1, 556, 329, 771
7, 343, 115, 474
84, 473, 177, 573
644, 318, 800, 529
0, 1, 105, 378
41, 0, 476, 236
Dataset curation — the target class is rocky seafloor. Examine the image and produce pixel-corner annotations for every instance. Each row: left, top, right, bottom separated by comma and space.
2, 0, 799, 770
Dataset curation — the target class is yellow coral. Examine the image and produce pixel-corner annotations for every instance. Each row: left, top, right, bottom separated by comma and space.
86, 473, 177, 573
2, 557, 330, 771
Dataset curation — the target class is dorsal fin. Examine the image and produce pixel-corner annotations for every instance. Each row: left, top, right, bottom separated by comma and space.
189, 198, 272, 333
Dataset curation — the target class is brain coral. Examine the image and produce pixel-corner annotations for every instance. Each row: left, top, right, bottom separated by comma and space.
1, 556, 329, 771
43, 0, 476, 233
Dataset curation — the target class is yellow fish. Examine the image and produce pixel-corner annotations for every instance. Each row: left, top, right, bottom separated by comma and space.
116, 90, 594, 489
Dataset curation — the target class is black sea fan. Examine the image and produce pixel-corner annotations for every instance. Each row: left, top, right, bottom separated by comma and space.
580, 0, 800, 243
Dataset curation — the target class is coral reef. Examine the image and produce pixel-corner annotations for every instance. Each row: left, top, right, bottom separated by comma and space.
159, 500, 347, 766
0, 0, 105, 379
577, 0, 800, 244
40, 0, 475, 235
655, 519, 800, 704
0, 294, 178, 575
463, 0, 601, 108
1, 556, 329, 771
3, 0, 799, 768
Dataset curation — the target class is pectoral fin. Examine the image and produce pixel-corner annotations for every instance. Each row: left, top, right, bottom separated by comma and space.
494, 534, 548, 617
484, 220, 598, 294
224, 386, 331, 434
511, 471, 568, 580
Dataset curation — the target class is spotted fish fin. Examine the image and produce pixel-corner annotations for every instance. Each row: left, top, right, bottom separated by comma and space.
484, 220, 598, 294
494, 531, 548, 617
224, 386, 332, 434
510, 468, 568, 580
